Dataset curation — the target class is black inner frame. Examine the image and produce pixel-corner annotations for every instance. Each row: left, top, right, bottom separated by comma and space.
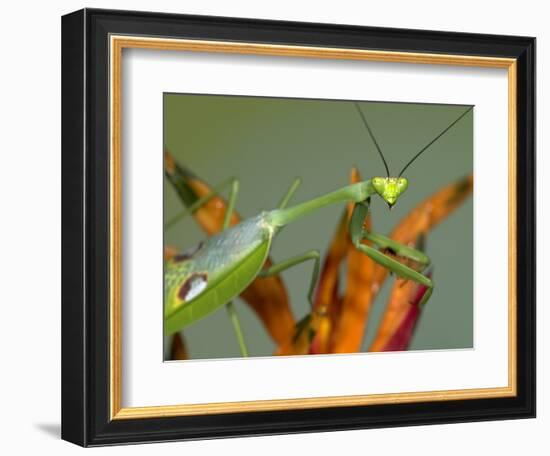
61, 8, 535, 447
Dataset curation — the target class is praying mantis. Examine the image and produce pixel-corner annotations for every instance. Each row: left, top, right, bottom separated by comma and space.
164, 102, 473, 356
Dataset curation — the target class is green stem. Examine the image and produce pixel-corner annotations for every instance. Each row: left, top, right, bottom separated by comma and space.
226, 301, 249, 357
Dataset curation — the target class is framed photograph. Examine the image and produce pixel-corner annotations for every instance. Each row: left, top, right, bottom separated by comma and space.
61, 8, 535, 447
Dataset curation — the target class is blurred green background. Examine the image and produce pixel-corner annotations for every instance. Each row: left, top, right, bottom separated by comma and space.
164, 93, 473, 360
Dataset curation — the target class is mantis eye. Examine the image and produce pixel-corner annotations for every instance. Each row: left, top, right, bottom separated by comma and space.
397, 177, 408, 191
372, 177, 386, 195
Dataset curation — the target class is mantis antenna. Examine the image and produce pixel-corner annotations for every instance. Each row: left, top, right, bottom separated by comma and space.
354, 102, 391, 177
398, 105, 474, 177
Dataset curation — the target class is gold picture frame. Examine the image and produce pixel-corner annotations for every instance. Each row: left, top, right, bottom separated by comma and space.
110, 36, 517, 420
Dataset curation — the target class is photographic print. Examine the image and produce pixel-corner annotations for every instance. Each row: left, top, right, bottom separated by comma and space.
163, 95, 473, 360
62, 9, 535, 445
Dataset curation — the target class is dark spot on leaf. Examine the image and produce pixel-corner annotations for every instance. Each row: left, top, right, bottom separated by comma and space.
178, 272, 208, 302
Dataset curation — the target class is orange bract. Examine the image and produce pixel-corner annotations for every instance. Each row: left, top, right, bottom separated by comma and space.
329, 168, 377, 353
165, 150, 239, 234
309, 212, 349, 354
389, 174, 473, 246
275, 312, 330, 356
369, 278, 417, 351
170, 332, 189, 360
369, 174, 473, 351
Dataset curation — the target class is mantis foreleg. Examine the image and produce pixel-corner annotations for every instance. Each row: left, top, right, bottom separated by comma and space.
259, 250, 320, 308
362, 231, 430, 269
349, 202, 433, 306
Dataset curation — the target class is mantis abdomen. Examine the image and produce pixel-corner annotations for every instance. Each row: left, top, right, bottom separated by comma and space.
164, 213, 274, 335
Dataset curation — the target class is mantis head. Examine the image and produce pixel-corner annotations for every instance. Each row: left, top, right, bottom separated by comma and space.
372, 177, 408, 209
354, 102, 473, 209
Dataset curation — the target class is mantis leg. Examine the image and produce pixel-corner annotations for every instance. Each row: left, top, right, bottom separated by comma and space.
222, 178, 239, 229
165, 177, 240, 229
349, 202, 433, 306
217, 179, 249, 356
226, 301, 249, 357
259, 250, 320, 308
362, 231, 430, 269
274, 178, 302, 235
277, 178, 302, 209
